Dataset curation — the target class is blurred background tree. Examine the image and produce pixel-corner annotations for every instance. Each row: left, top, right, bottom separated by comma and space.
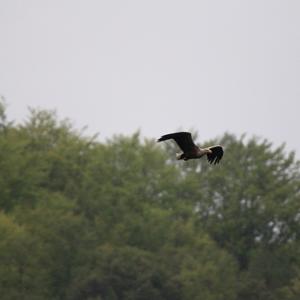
0, 100, 299, 299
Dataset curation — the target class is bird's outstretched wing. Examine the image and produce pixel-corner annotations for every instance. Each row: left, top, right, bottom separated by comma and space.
157, 132, 198, 152
207, 145, 224, 164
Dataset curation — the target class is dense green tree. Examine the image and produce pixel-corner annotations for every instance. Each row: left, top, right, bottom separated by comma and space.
14, 194, 95, 300
0, 213, 51, 300
0, 101, 300, 299
173, 134, 300, 299
68, 245, 180, 300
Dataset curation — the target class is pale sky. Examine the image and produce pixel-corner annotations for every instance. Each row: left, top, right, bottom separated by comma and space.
1, 1, 300, 155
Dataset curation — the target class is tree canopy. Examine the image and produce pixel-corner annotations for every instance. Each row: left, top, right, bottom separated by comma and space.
1, 103, 300, 299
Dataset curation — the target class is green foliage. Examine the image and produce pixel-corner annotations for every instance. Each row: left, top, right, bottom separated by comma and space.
0, 101, 300, 299
68, 245, 179, 300
0, 213, 51, 299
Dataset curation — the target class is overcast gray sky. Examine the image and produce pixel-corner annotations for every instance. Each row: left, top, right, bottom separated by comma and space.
1, 0, 300, 155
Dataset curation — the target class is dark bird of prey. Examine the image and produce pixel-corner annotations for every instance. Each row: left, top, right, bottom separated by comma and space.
157, 132, 223, 164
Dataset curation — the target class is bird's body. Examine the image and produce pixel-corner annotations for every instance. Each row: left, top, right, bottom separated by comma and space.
157, 132, 223, 164
176, 147, 209, 160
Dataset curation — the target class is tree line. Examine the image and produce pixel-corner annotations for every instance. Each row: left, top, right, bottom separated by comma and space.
1, 102, 300, 299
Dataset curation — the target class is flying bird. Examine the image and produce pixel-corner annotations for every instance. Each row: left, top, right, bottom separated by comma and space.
157, 132, 223, 164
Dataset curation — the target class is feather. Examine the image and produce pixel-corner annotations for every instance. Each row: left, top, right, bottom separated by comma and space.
157, 132, 198, 152
207, 145, 224, 164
